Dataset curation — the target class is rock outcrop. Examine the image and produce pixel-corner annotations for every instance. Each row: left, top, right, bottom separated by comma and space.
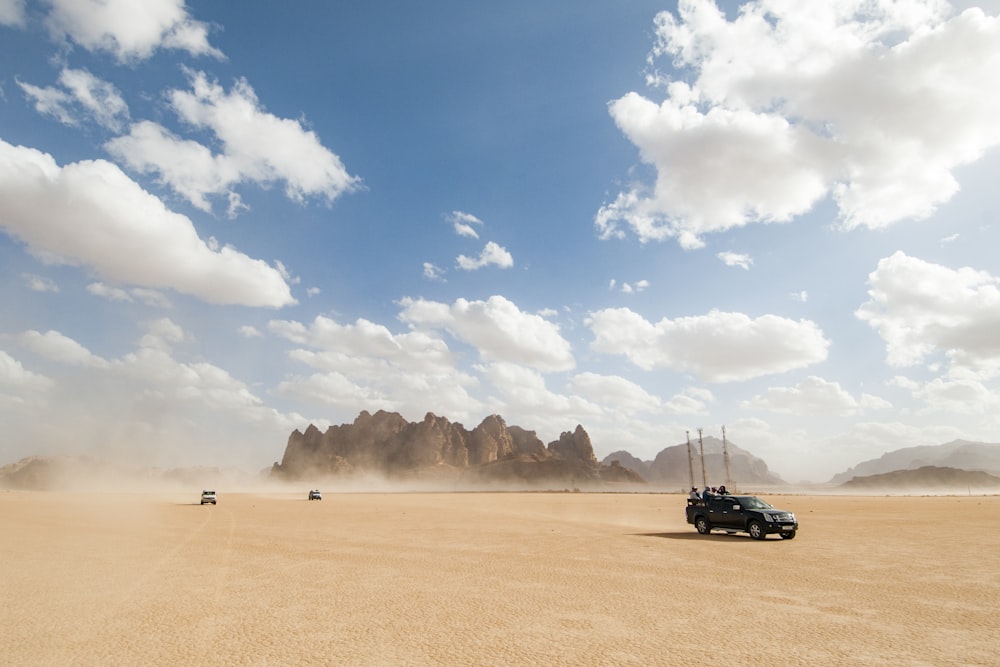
548, 425, 598, 465
272, 410, 641, 487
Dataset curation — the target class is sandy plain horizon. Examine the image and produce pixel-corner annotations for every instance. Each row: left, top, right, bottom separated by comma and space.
3, 489, 998, 666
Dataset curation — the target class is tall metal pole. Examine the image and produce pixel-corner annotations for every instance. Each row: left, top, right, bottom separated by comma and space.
685, 430, 695, 491
697, 427, 707, 487
722, 425, 733, 490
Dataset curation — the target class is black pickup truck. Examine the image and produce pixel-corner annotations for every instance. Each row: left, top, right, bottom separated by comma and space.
686, 495, 798, 540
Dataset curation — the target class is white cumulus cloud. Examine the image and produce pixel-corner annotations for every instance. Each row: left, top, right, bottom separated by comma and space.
568, 372, 662, 415
914, 374, 1000, 415
399, 295, 574, 372
598, 1, 1000, 246
0, 349, 52, 391
587, 306, 829, 382
19, 330, 109, 368
43, 0, 223, 61
269, 314, 483, 420
856, 251, 1000, 370
456, 241, 514, 271
0, 139, 295, 307
744, 375, 890, 415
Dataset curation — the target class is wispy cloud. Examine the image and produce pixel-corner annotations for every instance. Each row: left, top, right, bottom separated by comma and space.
238, 325, 262, 338
18, 68, 130, 131
0, 0, 26, 27
423, 262, 446, 281
88, 282, 172, 308
609, 278, 650, 293
447, 210, 483, 238
106, 70, 361, 215
22, 273, 59, 293
717, 251, 752, 270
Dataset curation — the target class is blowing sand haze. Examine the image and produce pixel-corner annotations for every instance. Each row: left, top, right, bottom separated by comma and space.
3, 490, 999, 666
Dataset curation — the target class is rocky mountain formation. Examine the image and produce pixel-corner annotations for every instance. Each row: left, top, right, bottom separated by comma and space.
7, 420, 999, 493
602, 435, 784, 488
839, 466, 1000, 491
829, 440, 1000, 484
271, 410, 643, 488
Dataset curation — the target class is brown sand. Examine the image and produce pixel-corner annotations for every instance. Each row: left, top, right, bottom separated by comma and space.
2, 491, 998, 666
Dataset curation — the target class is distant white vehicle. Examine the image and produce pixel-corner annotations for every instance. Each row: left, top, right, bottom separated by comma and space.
308, 489, 322, 500
200, 490, 217, 505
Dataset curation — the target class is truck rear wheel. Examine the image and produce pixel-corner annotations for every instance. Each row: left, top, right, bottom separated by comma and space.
747, 520, 765, 540
695, 516, 711, 535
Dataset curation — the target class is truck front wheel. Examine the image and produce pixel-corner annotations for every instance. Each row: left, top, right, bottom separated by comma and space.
780, 530, 796, 540
747, 520, 765, 540
695, 516, 711, 535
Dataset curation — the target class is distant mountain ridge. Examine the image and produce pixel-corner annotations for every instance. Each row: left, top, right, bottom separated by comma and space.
8, 418, 997, 493
272, 411, 792, 489
602, 435, 784, 488
271, 410, 643, 488
829, 440, 1000, 484
840, 466, 1000, 491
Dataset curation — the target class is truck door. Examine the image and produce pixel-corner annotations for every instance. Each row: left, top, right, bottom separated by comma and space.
708, 497, 738, 528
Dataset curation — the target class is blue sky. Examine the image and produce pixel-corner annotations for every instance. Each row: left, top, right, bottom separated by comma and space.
1, 0, 999, 483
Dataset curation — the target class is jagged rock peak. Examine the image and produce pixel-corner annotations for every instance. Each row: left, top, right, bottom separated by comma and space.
271, 412, 624, 487
548, 425, 597, 464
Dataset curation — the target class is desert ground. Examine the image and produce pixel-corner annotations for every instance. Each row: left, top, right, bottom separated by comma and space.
2, 490, 998, 666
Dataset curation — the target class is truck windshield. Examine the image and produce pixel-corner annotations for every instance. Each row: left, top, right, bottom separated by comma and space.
736, 496, 773, 510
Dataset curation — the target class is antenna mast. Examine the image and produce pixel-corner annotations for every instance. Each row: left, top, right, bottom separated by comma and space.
697, 428, 707, 488
722, 425, 733, 490
686, 431, 695, 491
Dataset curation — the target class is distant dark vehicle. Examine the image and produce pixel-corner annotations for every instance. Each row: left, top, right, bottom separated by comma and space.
686, 495, 797, 540
308, 489, 322, 500
200, 490, 217, 505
